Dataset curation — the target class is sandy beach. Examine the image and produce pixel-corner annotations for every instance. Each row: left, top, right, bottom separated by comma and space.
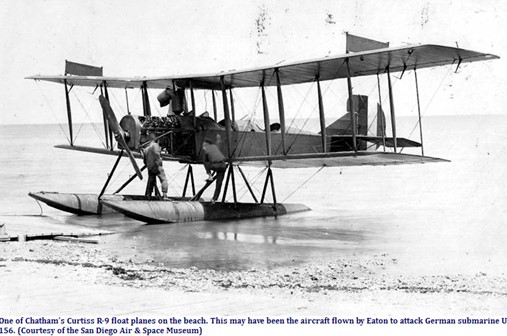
2, 238, 506, 316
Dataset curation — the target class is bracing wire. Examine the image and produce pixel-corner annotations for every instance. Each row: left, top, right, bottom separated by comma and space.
282, 166, 325, 202
35, 81, 71, 144
225, 165, 268, 202
71, 90, 107, 147
406, 67, 452, 139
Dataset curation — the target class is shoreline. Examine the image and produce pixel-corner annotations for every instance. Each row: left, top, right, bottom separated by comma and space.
2, 240, 506, 316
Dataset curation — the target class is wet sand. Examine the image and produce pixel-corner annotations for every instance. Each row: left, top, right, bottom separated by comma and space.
2, 239, 506, 316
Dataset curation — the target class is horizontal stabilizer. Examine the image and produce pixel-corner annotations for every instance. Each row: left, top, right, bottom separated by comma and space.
358, 136, 421, 148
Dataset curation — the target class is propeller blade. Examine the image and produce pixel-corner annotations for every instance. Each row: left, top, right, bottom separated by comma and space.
99, 95, 143, 180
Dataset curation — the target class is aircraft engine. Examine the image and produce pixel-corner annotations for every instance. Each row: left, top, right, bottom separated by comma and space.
119, 115, 142, 150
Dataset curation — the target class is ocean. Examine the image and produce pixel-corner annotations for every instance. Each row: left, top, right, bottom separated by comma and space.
1, 115, 506, 273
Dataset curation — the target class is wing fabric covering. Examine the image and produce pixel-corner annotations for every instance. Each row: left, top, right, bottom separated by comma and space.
27, 45, 498, 89
237, 152, 448, 168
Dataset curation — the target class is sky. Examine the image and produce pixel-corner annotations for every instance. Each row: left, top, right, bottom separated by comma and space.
0, 0, 505, 125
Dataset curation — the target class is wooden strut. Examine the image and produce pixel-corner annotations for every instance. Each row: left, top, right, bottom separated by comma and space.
114, 165, 147, 194
376, 73, 386, 151
414, 68, 425, 156
345, 59, 357, 152
182, 164, 196, 197
100, 85, 110, 149
99, 149, 124, 199
229, 87, 236, 124
220, 76, 232, 156
261, 83, 272, 156
63, 79, 74, 146
237, 165, 258, 203
260, 164, 277, 206
275, 68, 287, 155
221, 163, 237, 204
189, 81, 197, 159
141, 81, 151, 117
103, 82, 113, 150
212, 89, 218, 121
386, 66, 398, 153
125, 88, 130, 114
316, 76, 326, 153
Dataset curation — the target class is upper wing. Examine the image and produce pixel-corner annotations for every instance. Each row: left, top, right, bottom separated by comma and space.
27, 44, 498, 90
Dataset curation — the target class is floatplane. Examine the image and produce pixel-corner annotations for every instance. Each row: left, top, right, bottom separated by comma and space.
27, 34, 498, 224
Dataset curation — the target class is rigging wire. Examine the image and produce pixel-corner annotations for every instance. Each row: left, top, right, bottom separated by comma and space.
147, 88, 163, 116
282, 166, 325, 202
406, 67, 452, 140
71, 90, 107, 147
35, 81, 71, 144
226, 165, 267, 202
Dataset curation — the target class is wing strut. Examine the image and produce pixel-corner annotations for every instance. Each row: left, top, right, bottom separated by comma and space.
346, 59, 357, 152
99, 85, 110, 149
141, 81, 151, 117
220, 76, 232, 156
275, 68, 287, 155
229, 87, 236, 124
386, 66, 398, 152
316, 76, 326, 153
211, 89, 218, 121
63, 79, 74, 146
414, 68, 425, 156
103, 82, 114, 150
261, 82, 272, 156
376, 73, 387, 151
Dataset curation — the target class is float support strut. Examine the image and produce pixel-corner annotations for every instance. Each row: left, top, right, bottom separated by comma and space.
99, 149, 124, 199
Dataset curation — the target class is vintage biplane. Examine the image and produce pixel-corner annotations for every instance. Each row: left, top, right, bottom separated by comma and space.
27, 34, 498, 223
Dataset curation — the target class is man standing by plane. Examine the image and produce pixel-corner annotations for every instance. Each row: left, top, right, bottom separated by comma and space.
143, 132, 169, 199
202, 137, 227, 203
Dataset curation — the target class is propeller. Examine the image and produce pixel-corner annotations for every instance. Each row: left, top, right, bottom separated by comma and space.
99, 95, 143, 180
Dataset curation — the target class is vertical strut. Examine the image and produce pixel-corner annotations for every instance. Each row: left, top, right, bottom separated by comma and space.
100, 85, 110, 149
63, 79, 74, 146
103, 82, 113, 150
414, 68, 425, 156
316, 76, 326, 153
212, 89, 218, 121
229, 87, 236, 125
261, 83, 272, 156
221, 163, 233, 202
141, 81, 151, 117
345, 59, 357, 152
275, 69, 286, 155
386, 67, 398, 152
220, 76, 232, 157
230, 164, 237, 204
376, 74, 386, 151
125, 88, 130, 114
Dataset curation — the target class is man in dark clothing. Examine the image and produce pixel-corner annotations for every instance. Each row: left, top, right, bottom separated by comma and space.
202, 138, 227, 203
143, 132, 169, 199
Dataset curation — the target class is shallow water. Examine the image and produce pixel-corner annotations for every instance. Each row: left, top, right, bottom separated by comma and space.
1, 115, 506, 273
